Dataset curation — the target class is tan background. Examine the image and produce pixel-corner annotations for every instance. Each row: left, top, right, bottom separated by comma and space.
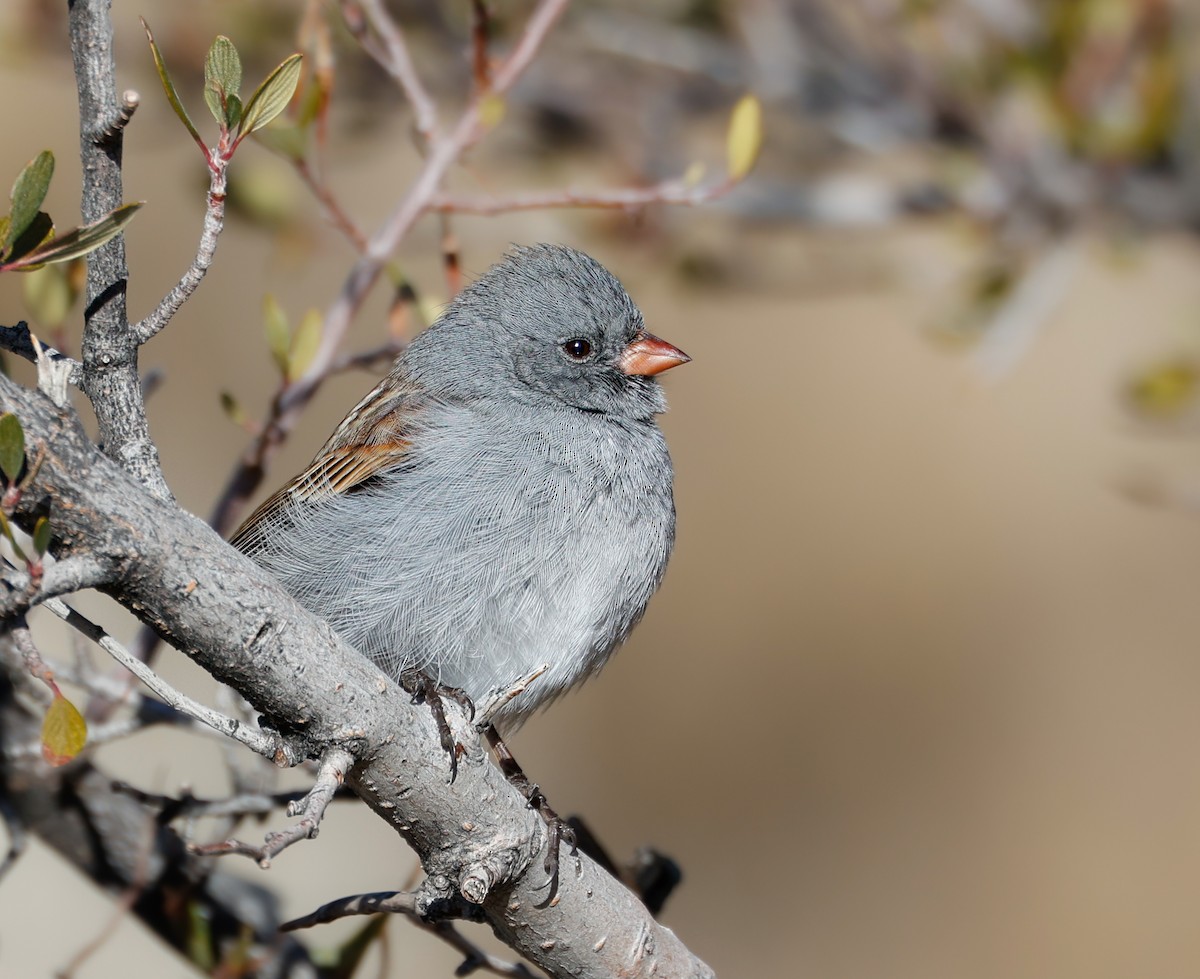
4, 3, 1200, 977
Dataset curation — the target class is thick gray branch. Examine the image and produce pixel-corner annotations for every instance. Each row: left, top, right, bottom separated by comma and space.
0, 376, 714, 979
68, 0, 169, 500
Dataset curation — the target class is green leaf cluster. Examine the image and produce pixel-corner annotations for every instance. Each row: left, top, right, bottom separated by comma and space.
145, 22, 303, 159
263, 294, 322, 382
0, 152, 140, 274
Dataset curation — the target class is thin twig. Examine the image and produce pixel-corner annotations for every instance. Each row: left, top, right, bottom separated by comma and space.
293, 0, 570, 401
294, 157, 368, 250
36, 594, 289, 761
94, 89, 140, 145
189, 747, 355, 867
132, 163, 229, 344
0, 554, 112, 620
327, 340, 407, 375
431, 177, 738, 215
470, 0, 493, 93
0, 323, 83, 389
8, 621, 54, 691
343, 0, 439, 143
207, 0, 572, 536
111, 779, 344, 822
282, 889, 540, 977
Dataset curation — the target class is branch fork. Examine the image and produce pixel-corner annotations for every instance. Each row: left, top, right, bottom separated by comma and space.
190, 746, 355, 867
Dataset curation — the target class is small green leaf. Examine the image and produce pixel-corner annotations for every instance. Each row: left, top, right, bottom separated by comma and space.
288, 309, 322, 381
7, 151, 54, 251
0, 412, 25, 482
42, 692, 87, 767
142, 19, 205, 152
225, 94, 243, 130
219, 390, 248, 427
32, 516, 50, 557
262, 293, 290, 374
4, 211, 55, 266
726, 94, 763, 181
295, 71, 327, 129
238, 54, 303, 139
253, 123, 306, 161
4, 203, 142, 271
186, 900, 216, 972
204, 35, 243, 127
23, 264, 76, 327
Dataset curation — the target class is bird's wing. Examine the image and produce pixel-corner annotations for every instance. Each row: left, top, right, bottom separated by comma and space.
229, 377, 417, 552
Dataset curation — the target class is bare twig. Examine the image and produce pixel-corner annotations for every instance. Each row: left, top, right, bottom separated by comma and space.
283, 889, 419, 929
431, 177, 740, 215
470, 0, 494, 93
327, 340, 407, 375
292, 0, 570, 400
133, 164, 229, 344
35, 593, 289, 762
294, 157, 368, 250
282, 889, 540, 977
8, 621, 54, 691
188, 747, 355, 867
111, 779, 344, 822
0, 554, 112, 619
342, 0, 439, 143
95, 89, 140, 145
0, 323, 83, 389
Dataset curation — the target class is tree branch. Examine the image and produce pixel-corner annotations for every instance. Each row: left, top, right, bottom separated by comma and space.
0, 322, 83, 389
0, 377, 714, 978
292, 0, 570, 403
343, 0, 439, 143
283, 889, 541, 977
68, 0, 170, 501
35, 591, 286, 760
188, 746, 354, 867
431, 177, 741, 215
132, 164, 228, 344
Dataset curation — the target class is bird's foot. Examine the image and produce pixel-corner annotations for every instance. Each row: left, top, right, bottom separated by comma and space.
399, 670, 474, 782
484, 725, 578, 891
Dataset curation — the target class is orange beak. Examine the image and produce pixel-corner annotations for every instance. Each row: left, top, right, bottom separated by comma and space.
617, 332, 691, 377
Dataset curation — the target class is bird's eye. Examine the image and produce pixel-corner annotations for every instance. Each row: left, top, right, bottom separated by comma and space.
561, 338, 592, 361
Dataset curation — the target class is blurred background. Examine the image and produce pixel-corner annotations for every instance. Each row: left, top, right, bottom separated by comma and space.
4, 0, 1200, 976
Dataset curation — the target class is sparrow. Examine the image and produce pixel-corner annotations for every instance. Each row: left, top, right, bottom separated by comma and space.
232, 244, 689, 733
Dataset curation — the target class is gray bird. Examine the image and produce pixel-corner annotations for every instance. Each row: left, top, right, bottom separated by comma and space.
232, 244, 689, 731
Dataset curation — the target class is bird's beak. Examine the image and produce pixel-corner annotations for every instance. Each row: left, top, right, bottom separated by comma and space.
617, 332, 691, 377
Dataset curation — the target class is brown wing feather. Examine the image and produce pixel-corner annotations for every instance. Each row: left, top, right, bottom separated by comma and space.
229, 374, 418, 552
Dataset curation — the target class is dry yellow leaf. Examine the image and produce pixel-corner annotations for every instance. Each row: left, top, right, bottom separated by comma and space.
42, 693, 87, 767
726, 94, 763, 181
